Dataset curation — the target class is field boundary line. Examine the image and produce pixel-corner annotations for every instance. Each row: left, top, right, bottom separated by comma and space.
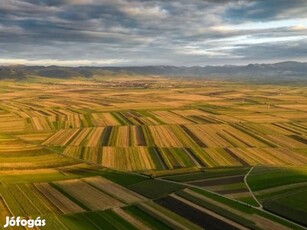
11, 133, 150, 180
10, 134, 307, 230
157, 176, 307, 230
244, 166, 262, 208
156, 177, 256, 209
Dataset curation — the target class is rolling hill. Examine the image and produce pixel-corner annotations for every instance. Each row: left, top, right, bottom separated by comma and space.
1, 61, 307, 82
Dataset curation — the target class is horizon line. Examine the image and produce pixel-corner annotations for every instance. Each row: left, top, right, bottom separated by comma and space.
0, 60, 305, 68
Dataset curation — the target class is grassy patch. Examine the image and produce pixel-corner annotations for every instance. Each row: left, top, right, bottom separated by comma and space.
124, 205, 172, 230
128, 179, 186, 199
164, 167, 249, 182
263, 189, 307, 227
247, 166, 307, 191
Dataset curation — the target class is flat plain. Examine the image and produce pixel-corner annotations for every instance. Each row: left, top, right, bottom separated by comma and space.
0, 76, 306, 229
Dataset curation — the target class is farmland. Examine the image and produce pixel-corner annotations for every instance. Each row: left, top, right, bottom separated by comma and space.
246, 166, 307, 226
0, 76, 306, 229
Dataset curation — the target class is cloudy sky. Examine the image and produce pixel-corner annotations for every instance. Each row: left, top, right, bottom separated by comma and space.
0, 0, 307, 66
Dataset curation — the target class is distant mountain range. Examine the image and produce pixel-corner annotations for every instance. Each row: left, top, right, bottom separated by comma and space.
1, 61, 306, 82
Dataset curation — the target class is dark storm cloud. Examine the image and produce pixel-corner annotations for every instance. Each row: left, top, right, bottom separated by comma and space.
0, 0, 306, 66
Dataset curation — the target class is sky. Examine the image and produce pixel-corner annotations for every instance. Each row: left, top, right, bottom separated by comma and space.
0, 0, 307, 66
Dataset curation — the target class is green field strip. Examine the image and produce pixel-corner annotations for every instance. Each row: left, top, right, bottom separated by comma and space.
123, 205, 172, 230
211, 182, 247, 191
188, 115, 220, 124
108, 126, 119, 146
82, 114, 94, 127
223, 129, 254, 147
137, 201, 202, 230
128, 179, 186, 199
173, 148, 196, 167
79, 128, 96, 146
288, 135, 307, 145
42, 214, 69, 230
0, 195, 13, 230
98, 209, 138, 230
62, 146, 94, 162
189, 147, 210, 167
84, 211, 117, 230
59, 213, 105, 230
0, 150, 66, 161
0, 184, 25, 216
81, 179, 127, 204
49, 183, 91, 211
288, 123, 307, 134
78, 147, 87, 162
196, 106, 221, 115
189, 188, 306, 230
109, 112, 125, 125
160, 148, 183, 169
262, 189, 307, 227
139, 111, 165, 124
179, 125, 208, 147
134, 116, 147, 125
142, 126, 155, 147
111, 112, 131, 125
0, 170, 83, 184
155, 194, 241, 230
119, 112, 135, 125
99, 126, 112, 146
183, 148, 207, 168
63, 129, 83, 146
124, 112, 145, 125
0, 146, 55, 158
96, 148, 103, 164
216, 132, 241, 147
163, 167, 250, 182
223, 148, 249, 166
255, 183, 307, 201
94, 170, 149, 187
169, 110, 197, 124
17, 183, 58, 215
157, 148, 175, 169
175, 190, 258, 229
231, 124, 278, 147
236, 196, 259, 206
171, 125, 200, 148
135, 126, 146, 146
5, 184, 40, 215
273, 123, 302, 135
123, 112, 145, 125
197, 149, 220, 167
148, 147, 168, 170
246, 166, 307, 191
163, 172, 211, 182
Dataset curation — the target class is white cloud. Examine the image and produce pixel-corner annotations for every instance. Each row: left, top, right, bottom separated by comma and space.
120, 5, 168, 18
0, 0, 307, 65
0, 58, 129, 66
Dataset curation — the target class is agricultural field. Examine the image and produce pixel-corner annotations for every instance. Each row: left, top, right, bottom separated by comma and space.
246, 166, 307, 226
0, 77, 306, 229
163, 167, 259, 206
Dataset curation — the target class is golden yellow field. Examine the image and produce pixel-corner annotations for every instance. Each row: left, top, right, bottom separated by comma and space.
0, 78, 306, 173
0, 77, 306, 230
